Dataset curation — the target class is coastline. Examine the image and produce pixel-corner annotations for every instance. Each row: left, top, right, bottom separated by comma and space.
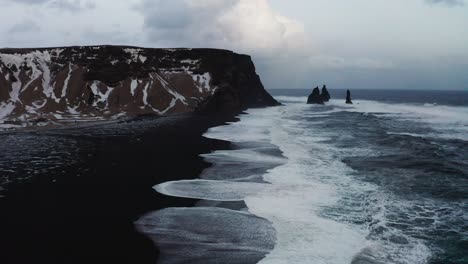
0, 113, 235, 264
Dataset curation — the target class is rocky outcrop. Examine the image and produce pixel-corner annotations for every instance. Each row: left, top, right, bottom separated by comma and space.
346, 90, 353, 104
0, 46, 279, 128
321, 85, 330, 102
307, 86, 324, 105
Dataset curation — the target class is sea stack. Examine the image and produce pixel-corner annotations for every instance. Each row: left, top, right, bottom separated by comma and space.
321, 85, 331, 102
346, 90, 353, 104
307, 87, 324, 104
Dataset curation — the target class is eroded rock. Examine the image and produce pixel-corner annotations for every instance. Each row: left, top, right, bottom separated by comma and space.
307, 87, 324, 105
346, 89, 353, 104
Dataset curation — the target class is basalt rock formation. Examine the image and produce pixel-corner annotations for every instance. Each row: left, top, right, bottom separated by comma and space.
321, 85, 330, 102
0, 45, 279, 129
307, 87, 324, 105
346, 90, 353, 104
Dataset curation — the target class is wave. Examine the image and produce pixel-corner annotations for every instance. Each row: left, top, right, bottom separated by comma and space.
275, 96, 468, 141
155, 180, 272, 202
135, 207, 276, 264
142, 95, 468, 263
273, 96, 309, 103
151, 104, 433, 263
339, 99, 468, 141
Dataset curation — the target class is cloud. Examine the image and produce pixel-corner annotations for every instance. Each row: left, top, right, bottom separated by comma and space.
425, 0, 465, 6
0, 0, 465, 90
8, 19, 41, 34
6, 0, 49, 3
309, 56, 396, 70
4, 0, 96, 11
49, 0, 96, 11
138, 0, 307, 58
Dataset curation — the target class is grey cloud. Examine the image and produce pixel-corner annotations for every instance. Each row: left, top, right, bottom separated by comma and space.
8, 19, 41, 34
7, 0, 49, 3
81, 27, 137, 46
425, 0, 465, 6
5, 0, 96, 11
141, 1, 194, 30
138, 0, 238, 47
49, 0, 96, 12
138, 0, 306, 58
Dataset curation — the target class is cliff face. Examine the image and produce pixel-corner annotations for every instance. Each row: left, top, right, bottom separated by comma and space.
0, 46, 279, 128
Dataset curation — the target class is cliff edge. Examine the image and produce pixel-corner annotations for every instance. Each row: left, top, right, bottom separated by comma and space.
0, 45, 279, 129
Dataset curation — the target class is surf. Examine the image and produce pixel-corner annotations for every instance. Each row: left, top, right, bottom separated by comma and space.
137, 94, 467, 264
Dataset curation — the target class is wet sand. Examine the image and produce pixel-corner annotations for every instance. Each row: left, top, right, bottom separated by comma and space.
0, 113, 233, 264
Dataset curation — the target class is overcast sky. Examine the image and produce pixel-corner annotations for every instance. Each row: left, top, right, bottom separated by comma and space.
0, 0, 467, 90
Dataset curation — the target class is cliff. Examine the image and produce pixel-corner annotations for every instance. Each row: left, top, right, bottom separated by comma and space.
0, 46, 279, 129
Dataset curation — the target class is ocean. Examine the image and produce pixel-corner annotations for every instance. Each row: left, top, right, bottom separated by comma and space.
137, 89, 468, 264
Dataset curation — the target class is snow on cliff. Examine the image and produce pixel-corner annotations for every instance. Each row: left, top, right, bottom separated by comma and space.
0, 45, 279, 131
0, 46, 220, 130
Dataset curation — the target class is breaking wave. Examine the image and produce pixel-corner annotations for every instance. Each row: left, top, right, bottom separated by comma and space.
139, 96, 467, 264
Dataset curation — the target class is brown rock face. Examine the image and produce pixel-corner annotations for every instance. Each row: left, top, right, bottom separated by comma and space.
0, 46, 279, 127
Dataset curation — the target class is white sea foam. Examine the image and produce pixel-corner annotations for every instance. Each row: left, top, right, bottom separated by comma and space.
148, 96, 464, 263
275, 95, 468, 141
156, 180, 271, 202
153, 105, 375, 263
136, 207, 276, 264
201, 148, 286, 165
273, 96, 308, 103
386, 132, 426, 138
325, 99, 468, 141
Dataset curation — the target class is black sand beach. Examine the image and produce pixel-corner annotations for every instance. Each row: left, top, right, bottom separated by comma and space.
0, 114, 233, 264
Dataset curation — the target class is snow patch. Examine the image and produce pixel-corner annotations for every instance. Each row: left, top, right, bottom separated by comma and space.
32, 100, 47, 109
142, 81, 151, 106
90, 81, 114, 106
0, 123, 22, 130
192, 72, 212, 93
123, 48, 144, 63
61, 63, 73, 98
160, 98, 177, 114
0, 102, 15, 120
52, 48, 64, 57
112, 112, 127, 119
10, 77, 22, 102
162, 65, 215, 94
0, 49, 64, 103
154, 73, 187, 105
130, 79, 138, 96
181, 59, 200, 65
68, 106, 79, 115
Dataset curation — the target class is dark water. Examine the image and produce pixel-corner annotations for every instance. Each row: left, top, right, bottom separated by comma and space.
1, 89, 467, 264
266, 89, 468, 263
145, 89, 468, 263
270, 89, 468, 106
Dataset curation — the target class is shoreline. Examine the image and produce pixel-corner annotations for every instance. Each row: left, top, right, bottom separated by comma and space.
0, 113, 235, 264
0, 112, 188, 135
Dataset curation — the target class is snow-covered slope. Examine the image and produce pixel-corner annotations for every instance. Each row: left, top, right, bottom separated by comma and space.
0, 46, 278, 130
